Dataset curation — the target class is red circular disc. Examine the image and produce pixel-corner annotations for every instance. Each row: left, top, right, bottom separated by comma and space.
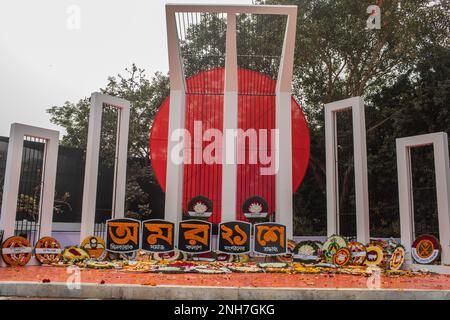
412, 234, 441, 264
149, 68, 310, 223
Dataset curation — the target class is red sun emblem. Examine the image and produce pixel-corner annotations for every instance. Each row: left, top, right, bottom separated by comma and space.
149, 68, 310, 224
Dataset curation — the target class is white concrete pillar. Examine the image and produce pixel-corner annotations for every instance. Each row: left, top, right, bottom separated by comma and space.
352, 98, 370, 244
0, 123, 59, 240
434, 133, 450, 264
80, 93, 131, 241
275, 7, 297, 239
165, 4, 299, 235
275, 92, 294, 238
221, 12, 238, 222
325, 107, 339, 236
112, 99, 130, 219
39, 133, 59, 237
80, 95, 102, 240
325, 97, 370, 244
164, 6, 186, 225
397, 132, 450, 265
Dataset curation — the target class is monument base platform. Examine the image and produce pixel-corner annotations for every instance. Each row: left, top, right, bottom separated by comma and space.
0, 266, 449, 299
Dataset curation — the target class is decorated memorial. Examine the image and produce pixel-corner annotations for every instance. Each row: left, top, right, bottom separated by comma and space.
0, 231, 417, 278
0, 3, 449, 286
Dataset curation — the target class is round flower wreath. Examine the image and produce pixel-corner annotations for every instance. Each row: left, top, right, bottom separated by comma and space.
187, 195, 213, 217
242, 196, 268, 216
293, 240, 321, 264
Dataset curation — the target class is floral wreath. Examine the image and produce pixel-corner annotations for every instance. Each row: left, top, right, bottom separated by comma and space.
187, 196, 213, 217
293, 240, 321, 263
242, 196, 268, 217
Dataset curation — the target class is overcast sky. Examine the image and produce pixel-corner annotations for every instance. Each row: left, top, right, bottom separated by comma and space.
0, 0, 252, 137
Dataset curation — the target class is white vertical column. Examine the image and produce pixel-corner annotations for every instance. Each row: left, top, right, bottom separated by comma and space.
396, 140, 414, 263
112, 104, 130, 219
0, 124, 26, 239
397, 132, 450, 265
38, 132, 59, 237
164, 6, 186, 225
325, 111, 339, 236
275, 7, 297, 239
433, 133, 450, 264
80, 94, 103, 240
352, 97, 370, 244
221, 13, 238, 223
325, 97, 370, 242
80, 93, 131, 241
0, 124, 59, 240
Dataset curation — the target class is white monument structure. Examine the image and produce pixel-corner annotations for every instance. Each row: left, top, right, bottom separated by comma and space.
0, 3, 447, 274
325, 96, 370, 244
164, 4, 298, 238
0, 124, 59, 242
396, 132, 450, 272
79, 93, 131, 241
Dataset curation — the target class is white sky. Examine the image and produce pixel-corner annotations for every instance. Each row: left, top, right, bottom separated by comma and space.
0, 0, 252, 137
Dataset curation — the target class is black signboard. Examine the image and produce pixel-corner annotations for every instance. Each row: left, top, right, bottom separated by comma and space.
141, 219, 175, 253
253, 222, 287, 255
218, 221, 251, 254
106, 218, 140, 253
177, 220, 212, 254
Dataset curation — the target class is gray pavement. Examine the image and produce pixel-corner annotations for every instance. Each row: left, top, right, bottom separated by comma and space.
0, 281, 449, 300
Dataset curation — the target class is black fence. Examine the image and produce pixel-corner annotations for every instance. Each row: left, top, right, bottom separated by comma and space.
0, 134, 442, 240
0, 136, 165, 232
94, 222, 107, 240
0, 137, 117, 239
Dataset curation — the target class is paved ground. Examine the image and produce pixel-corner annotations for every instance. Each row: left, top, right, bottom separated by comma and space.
0, 266, 449, 291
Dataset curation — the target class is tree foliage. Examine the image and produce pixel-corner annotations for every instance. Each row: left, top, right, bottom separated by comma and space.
47, 65, 169, 214
366, 44, 450, 237
263, 0, 449, 235
48, 65, 169, 159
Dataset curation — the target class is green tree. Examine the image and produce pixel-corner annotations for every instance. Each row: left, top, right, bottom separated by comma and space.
366, 44, 450, 237
47, 65, 169, 216
177, 11, 287, 78
263, 0, 449, 235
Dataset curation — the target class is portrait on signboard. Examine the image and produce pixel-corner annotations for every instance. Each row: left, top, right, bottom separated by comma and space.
178, 220, 212, 253
81, 235, 107, 260
253, 223, 287, 255
141, 219, 175, 253
106, 218, 140, 253
218, 221, 251, 254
